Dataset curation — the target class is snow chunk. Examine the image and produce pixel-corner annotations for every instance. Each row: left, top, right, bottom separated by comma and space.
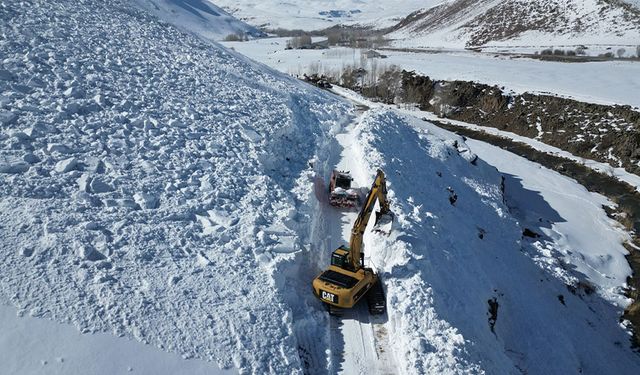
84, 156, 105, 174
54, 157, 78, 173
0, 110, 17, 125
133, 192, 159, 209
240, 127, 262, 142
8, 130, 30, 141
196, 252, 212, 267
77, 245, 106, 262
168, 118, 186, 128
0, 157, 29, 174
89, 178, 114, 194
0, 69, 15, 81
23, 153, 40, 164
207, 209, 238, 229
46, 143, 73, 154
77, 174, 91, 192
63, 86, 85, 99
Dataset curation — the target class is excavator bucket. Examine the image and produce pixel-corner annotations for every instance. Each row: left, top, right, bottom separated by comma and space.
373, 211, 394, 235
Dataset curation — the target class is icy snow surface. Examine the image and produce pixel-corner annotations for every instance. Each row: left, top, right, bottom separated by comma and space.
0, 0, 349, 373
3, 0, 640, 374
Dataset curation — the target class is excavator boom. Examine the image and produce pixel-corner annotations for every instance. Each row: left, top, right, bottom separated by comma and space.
347, 169, 392, 270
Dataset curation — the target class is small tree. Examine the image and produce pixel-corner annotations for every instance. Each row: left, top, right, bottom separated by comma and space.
224, 33, 246, 42
636, 45, 640, 58
326, 31, 341, 46
286, 35, 312, 49
617, 48, 626, 58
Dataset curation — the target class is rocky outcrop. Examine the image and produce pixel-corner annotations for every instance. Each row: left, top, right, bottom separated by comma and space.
398, 70, 640, 174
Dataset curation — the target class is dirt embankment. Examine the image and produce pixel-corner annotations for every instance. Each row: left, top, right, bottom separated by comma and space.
393, 71, 640, 175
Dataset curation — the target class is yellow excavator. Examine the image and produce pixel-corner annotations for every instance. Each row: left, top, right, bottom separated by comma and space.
312, 169, 394, 315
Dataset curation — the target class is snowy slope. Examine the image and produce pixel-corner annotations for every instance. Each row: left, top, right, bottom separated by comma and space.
0, 304, 232, 375
133, 0, 264, 40
389, 0, 640, 48
212, 0, 439, 30
352, 109, 640, 374
0, 0, 349, 373
4, 0, 640, 374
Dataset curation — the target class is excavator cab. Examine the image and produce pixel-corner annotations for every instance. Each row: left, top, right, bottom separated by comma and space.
330, 245, 363, 271
331, 246, 350, 268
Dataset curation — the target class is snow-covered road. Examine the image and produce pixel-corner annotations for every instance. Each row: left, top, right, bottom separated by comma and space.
330, 119, 397, 375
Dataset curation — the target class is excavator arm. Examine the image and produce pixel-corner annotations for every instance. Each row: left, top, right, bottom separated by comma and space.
348, 169, 392, 270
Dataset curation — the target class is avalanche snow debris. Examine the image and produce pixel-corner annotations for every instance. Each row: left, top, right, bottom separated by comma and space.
54, 157, 78, 174
0, 1, 348, 374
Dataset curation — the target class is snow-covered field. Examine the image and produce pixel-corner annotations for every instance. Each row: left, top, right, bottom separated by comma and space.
3, 0, 640, 374
223, 38, 640, 108
213, 0, 437, 30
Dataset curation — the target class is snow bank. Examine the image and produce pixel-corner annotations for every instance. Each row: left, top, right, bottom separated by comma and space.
352, 109, 640, 374
0, 1, 349, 373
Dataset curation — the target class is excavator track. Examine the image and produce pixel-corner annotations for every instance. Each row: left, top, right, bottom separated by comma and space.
366, 277, 386, 315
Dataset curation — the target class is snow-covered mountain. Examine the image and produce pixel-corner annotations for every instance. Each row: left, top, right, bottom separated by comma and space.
388, 0, 640, 48
133, 0, 264, 40
212, 0, 439, 31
